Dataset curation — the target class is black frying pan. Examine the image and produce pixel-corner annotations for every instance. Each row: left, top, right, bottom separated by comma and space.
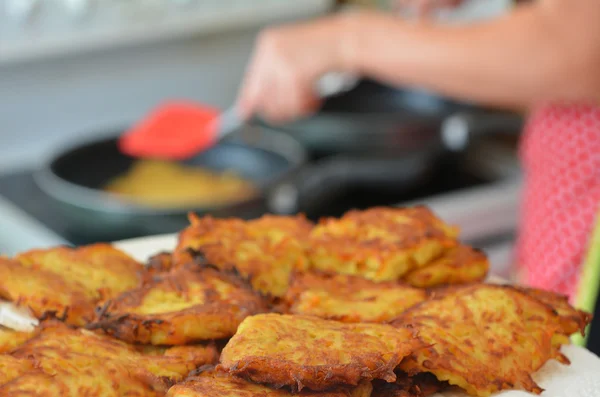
34, 127, 305, 241
263, 80, 524, 214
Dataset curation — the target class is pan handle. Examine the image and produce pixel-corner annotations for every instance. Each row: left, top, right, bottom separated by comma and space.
441, 112, 525, 151
267, 152, 435, 215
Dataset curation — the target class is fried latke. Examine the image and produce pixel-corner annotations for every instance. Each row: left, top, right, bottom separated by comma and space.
309, 207, 459, 283
0, 322, 219, 396
174, 214, 313, 297
402, 245, 489, 288
392, 284, 573, 397
220, 313, 422, 391
10, 322, 218, 383
518, 286, 592, 337
91, 265, 268, 345
16, 244, 144, 300
283, 272, 427, 323
0, 257, 96, 326
0, 355, 34, 385
167, 369, 373, 397
0, 352, 168, 397
0, 327, 34, 354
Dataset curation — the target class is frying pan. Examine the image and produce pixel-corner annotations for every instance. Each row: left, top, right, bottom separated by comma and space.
263, 79, 525, 214
35, 128, 305, 241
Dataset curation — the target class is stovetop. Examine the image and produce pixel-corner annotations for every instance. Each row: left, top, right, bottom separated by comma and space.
0, 157, 489, 246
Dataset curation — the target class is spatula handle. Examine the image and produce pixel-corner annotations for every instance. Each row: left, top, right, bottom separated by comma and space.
316, 72, 360, 98
219, 72, 360, 138
218, 106, 245, 139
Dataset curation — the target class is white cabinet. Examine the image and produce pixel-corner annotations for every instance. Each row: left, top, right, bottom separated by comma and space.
0, 0, 334, 64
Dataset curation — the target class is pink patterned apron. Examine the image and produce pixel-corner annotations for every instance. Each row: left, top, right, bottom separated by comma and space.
517, 104, 600, 301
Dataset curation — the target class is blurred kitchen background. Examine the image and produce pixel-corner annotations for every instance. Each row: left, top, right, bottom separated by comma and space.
0, 0, 522, 278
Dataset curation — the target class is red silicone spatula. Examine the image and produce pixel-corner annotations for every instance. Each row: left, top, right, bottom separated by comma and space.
118, 101, 239, 160
119, 72, 359, 160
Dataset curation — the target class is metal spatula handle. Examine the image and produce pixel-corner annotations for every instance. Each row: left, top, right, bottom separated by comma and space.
218, 72, 359, 138
316, 72, 360, 97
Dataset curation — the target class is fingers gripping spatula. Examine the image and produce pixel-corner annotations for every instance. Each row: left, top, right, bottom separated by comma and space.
119, 73, 358, 160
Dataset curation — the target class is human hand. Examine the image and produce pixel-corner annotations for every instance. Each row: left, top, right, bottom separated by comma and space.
236, 16, 356, 124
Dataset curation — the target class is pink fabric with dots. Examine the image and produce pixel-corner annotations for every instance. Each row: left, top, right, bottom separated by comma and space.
517, 104, 600, 301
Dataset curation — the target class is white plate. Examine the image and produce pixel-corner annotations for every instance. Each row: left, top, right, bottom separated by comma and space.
113, 233, 178, 263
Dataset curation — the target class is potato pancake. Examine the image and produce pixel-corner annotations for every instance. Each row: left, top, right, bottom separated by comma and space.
0, 327, 34, 354
174, 214, 313, 297
0, 352, 167, 397
283, 272, 427, 323
309, 207, 459, 283
0, 257, 96, 326
16, 244, 144, 300
167, 369, 373, 397
0, 355, 34, 385
220, 313, 422, 391
402, 245, 489, 288
91, 265, 268, 345
6, 322, 218, 390
392, 284, 576, 397
371, 373, 446, 397
518, 286, 592, 337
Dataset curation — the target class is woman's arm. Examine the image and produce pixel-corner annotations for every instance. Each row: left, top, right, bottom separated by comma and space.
238, 0, 600, 121
347, 0, 600, 109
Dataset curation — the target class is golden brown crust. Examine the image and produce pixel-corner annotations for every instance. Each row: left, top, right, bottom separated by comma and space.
0, 352, 168, 396
517, 286, 593, 337
0, 257, 96, 326
174, 214, 313, 297
308, 207, 459, 283
392, 284, 570, 397
7, 322, 218, 387
220, 313, 423, 391
402, 245, 489, 288
15, 244, 145, 301
283, 272, 427, 323
0, 355, 34, 385
0, 321, 220, 396
90, 265, 269, 345
167, 368, 373, 397
0, 327, 35, 354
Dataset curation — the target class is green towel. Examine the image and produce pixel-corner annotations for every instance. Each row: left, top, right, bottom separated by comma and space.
573, 206, 600, 347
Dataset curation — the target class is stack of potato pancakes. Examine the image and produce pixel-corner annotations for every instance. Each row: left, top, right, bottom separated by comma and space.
0, 207, 591, 397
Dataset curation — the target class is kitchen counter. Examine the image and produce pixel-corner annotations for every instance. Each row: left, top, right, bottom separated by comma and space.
0, 194, 67, 256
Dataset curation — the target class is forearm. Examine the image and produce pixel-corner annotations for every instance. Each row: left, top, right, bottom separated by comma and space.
342, 3, 600, 109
